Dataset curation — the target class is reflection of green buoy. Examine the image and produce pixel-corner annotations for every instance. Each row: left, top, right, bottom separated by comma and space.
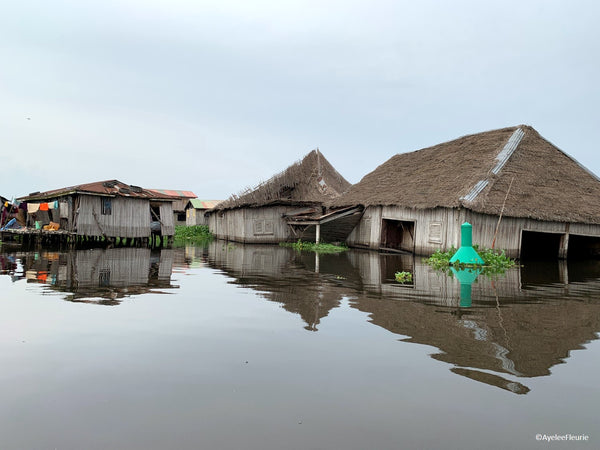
450, 222, 484, 265
451, 267, 481, 307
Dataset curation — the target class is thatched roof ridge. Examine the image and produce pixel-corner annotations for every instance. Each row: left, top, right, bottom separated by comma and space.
331, 125, 600, 224
216, 149, 351, 210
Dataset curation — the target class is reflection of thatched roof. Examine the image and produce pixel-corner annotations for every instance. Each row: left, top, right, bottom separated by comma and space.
205, 241, 344, 330
216, 150, 351, 210
332, 125, 600, 224
352, 295, 600, 379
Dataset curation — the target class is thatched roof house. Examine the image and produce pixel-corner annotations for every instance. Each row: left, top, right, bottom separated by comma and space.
208, 149, 352, 243
217, 149, 350, 210
334, 125, 600, 258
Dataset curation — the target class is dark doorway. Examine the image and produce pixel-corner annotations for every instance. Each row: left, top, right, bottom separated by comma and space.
381, 219, 415, 253
520, 231, 562, 260
567, 234, 600, 259
150, 204, 162, 234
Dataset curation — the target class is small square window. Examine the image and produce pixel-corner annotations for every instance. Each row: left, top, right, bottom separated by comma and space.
101, 198, 112, 215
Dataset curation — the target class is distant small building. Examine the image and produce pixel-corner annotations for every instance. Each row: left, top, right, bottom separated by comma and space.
208, 149, 356, 243
331, 125, 600, 259
149, 189, 197, 226
18, 180, 176, 244
185, 199, 222, 226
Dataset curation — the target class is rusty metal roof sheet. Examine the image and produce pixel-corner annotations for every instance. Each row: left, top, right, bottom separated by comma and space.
149, 189, 197, 198
19, 180, 177, 201
188, 199, 222, 209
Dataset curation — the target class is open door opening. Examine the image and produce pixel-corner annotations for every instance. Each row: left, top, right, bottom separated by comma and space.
381, 219, 415, 253
567, 234, 600, 259
520, 231, 562, 260
150, 204, 162, 233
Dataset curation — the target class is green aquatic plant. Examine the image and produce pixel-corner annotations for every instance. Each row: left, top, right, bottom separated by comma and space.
395, 271, 413, 284
425, 245, 516, 277
174, 225, 214, 246
280, 240, 348, 254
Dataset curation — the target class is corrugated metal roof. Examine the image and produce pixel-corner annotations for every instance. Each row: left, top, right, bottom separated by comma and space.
491, 128, 525, 175
18, 180, 177, 201
188, 199, 222, 209
150, 189, 197, 198
461, 127, 524, 203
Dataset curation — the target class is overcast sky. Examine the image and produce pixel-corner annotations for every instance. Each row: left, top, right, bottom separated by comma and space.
2, 0, 599, 200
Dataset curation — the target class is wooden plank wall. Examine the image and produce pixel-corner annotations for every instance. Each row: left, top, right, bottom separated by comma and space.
159, 202, 175, 236
76, 196, 150, 238
208, 206, 297, 243
346, 206, 600, 258
186, 209, 207, 226
346, 206, 463, 255
466, 211, 600, 258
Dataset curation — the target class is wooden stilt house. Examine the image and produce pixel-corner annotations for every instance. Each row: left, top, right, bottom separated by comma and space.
332, 125, 600, 259
149, 189, 197, 226
207, 149, 356, 243
18, 180, 176, 245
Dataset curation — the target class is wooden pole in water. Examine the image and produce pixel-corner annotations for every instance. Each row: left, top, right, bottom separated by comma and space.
315, 223, 321, 244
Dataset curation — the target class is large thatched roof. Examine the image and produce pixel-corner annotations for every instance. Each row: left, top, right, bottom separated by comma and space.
331, 125, 600, 224
216, 149, 351, 210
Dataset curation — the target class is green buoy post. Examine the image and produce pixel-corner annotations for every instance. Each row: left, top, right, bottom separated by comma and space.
449, 222, 484, 265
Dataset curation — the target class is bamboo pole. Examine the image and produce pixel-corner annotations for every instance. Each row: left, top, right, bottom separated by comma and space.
491, 177, 514, 250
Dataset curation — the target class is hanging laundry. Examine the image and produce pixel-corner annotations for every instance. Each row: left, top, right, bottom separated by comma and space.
28, 203, 40, 213
39, 203, 49, 211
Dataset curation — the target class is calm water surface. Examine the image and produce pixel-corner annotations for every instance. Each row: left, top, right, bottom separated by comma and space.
1, 242, 599, 450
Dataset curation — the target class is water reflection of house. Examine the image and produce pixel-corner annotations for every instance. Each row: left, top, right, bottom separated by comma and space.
332, 126, 600, 259
341, 252, 600, 393
207, 150, 359, 244
206, 241, 346, 331
204, 242, 600, 394
20, 247, 177, 304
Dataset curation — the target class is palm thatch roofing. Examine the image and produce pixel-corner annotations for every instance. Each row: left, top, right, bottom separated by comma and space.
215, 149, 351, 210
331, 125, 600, 225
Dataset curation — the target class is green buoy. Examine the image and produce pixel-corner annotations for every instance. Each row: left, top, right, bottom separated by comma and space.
449, 222, 484, 265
